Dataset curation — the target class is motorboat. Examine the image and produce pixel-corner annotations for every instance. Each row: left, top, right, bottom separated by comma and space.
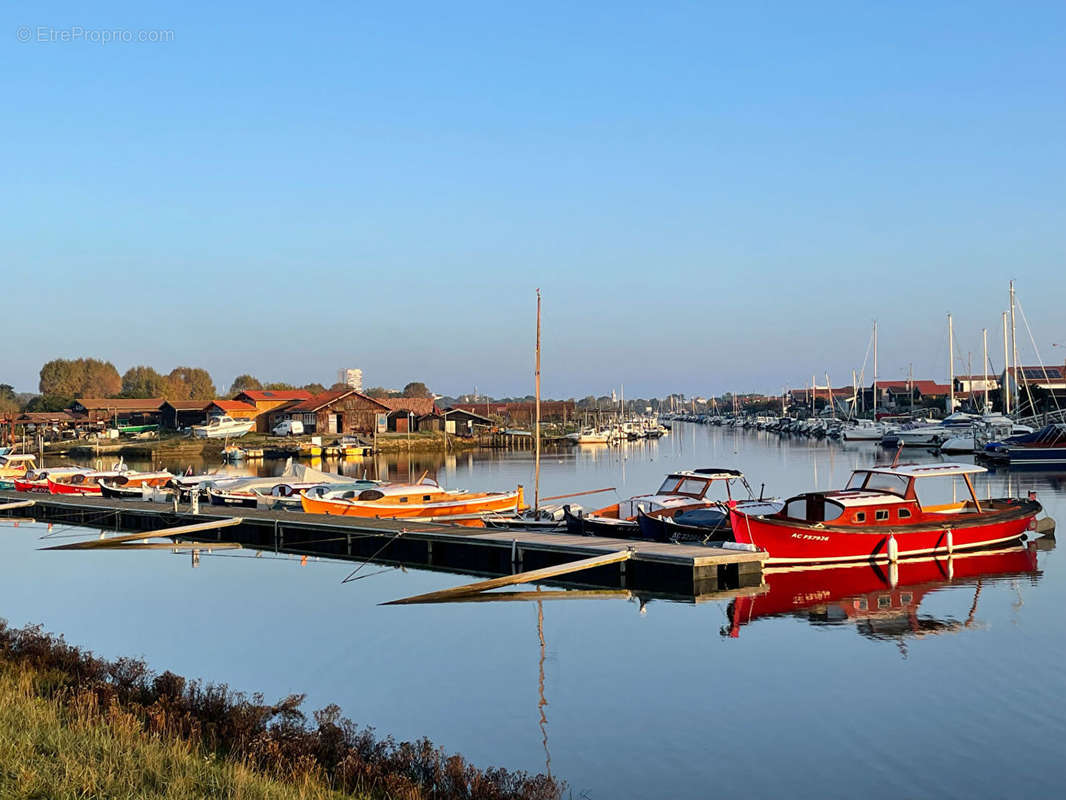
300, 479, 526, 519
841, 420, 892, 441
940, 416, 1033, 454
192, 416, 255, 439
0, 453, 36, 482
13, 466, 93, 493
980, 423, 1066, 465
98, 471, 175, 499
636, 499, 784, 543
893, 413, 980, 447
565, 427, 612, 445
564, 469, 770, 538
728, 463, 1041, 565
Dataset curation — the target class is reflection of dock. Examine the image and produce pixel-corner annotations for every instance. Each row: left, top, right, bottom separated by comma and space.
0, 492, 767, 599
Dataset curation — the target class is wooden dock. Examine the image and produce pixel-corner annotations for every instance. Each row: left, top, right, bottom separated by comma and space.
0, 490, 767, 600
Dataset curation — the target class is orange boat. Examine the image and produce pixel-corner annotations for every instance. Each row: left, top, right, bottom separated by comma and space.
300, 479, 526, 519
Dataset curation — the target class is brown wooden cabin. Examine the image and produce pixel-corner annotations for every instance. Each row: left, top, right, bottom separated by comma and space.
267, 390, 389, 435
232, 389, 313, 432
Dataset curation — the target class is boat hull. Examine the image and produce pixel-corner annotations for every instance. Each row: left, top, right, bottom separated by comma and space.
47, 479, 102, 496
729, 499, 1039, 565
301, 490, 525, 518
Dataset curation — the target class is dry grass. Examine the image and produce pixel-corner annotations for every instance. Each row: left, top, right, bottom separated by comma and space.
0, 664, 353, 800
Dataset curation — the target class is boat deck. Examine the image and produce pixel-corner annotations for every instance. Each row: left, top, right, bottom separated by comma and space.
0, 490, 767, 600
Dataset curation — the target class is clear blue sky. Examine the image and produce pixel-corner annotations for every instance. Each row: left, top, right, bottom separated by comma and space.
4, 1, 1064, 398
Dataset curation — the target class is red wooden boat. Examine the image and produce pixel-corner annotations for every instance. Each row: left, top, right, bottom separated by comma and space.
13, 467, 91, 493
728, 463, 1040, 565
725, 544, 1040, 639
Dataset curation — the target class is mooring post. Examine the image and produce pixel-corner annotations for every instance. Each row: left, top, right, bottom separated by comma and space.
190, 491, 200, 515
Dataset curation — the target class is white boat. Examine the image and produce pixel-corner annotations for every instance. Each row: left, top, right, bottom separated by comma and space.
939, 416, 1034, 454
566, 427, 612, 444
192, 416, 255, 439
841, 420, 888, 441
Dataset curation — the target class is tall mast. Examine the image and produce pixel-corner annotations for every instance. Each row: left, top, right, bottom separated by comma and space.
534, 289, 541, 515
872, 321, 878, 419
1009, 281, 1019, 414
948, 313, 955, 413
982, 328, 989, 413
825, 372, 834, 418
1002, 311, 1011, 415
811, 374, 816, 415
852, 369, 857, 420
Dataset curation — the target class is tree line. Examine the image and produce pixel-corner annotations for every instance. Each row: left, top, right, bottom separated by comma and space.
2, 359, 436, 414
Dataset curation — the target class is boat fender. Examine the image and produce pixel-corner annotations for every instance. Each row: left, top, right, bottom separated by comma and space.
946, 529, 953, 554
720, 541, 757, 552
887, 535, 899, 562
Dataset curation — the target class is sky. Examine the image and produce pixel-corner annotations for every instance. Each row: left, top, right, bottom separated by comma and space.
3, 1, 1064, 399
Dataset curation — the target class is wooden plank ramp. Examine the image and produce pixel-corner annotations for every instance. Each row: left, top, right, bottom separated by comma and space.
42, 517, 243, 550
384, 549, 633, 605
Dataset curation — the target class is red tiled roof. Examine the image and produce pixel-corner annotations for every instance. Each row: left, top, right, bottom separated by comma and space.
208, 400, 258, 413
235, 390, 313, 402
163, 400, 210, 410
379, 397, 441, 416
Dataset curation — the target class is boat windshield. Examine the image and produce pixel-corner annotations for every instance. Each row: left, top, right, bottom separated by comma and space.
846, 470, 910, 495
658, 477, 711, 497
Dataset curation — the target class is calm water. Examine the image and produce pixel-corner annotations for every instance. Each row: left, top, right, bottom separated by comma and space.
6, 424, 1065, 799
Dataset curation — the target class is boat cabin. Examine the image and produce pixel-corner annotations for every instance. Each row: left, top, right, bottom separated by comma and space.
776, 463, 988, 526
654, 469, 746, 499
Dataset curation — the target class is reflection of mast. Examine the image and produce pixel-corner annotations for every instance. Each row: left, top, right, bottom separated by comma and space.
536, 595, 552, 779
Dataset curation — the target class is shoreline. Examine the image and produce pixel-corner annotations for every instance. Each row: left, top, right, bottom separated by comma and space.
0, 620, 563, 800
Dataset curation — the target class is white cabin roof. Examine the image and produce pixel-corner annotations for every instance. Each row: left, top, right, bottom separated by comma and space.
831, 491, 909, 508
0, 454, 36, 463
858, 463, 986, 479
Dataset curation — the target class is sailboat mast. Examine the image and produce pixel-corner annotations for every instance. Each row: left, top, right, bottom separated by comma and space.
1009, 280, 1019, 414
872, 321, 878, 419
948, 313, 955, 413
982, 328, 989, 412
534, 289, 541, 515
1002, 311, 1011, 415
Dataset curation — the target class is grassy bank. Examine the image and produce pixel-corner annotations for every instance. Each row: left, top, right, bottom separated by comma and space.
373, 432, 480, 453
0, 664, 352, 799
0, 621, 562, 800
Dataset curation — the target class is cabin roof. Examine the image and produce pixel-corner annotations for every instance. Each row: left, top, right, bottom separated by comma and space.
667, 468, 743, 481
858, 463, 986, 478
378, 397, 441, 417
74, 398, 164, 411
209, 400, 257, 413
0, 454, 36, 463
827, 490, 909, 507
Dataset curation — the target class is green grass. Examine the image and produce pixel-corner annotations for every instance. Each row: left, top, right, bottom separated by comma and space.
0, 664, 356, 800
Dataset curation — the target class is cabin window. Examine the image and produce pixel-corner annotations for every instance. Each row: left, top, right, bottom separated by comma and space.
399, 497, 408, 503
875, 510, 889, 521
898, 508, 912, 519
784, 498, 807, 520
900, 593, 913, 604
822, 502, 845, 522
877, 595, 891, 609
864, 473, 910, 496
854, 512, 866, 522
423, 495, 431, 501
657, 478, 681, 494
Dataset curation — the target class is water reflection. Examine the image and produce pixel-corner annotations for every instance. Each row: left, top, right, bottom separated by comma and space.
724, 543, 1046, 651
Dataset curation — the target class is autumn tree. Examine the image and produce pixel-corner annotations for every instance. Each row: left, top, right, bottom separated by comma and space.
263, 382, 295, 391
166, 367, 216, 402
302, 382, 326, 394
364, 386, 393, 399
402, 382, 432, 398
0, 384, 17, 416
122, 366, 168, 398
39, 358, 121, 402
229, 374, 263, 395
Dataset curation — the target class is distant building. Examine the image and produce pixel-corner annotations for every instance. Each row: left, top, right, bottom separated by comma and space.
338, 368, 363, 391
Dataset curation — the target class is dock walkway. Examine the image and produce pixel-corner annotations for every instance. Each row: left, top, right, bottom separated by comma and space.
0, 491, 766, 600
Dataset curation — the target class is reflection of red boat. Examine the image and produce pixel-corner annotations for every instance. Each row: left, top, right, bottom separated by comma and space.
725, 545, 1041, 639
729, 463, 1040, 565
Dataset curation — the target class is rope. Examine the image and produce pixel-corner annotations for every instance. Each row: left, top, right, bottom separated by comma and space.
341, 530, 405, 583
1015, 295, 1062, 415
